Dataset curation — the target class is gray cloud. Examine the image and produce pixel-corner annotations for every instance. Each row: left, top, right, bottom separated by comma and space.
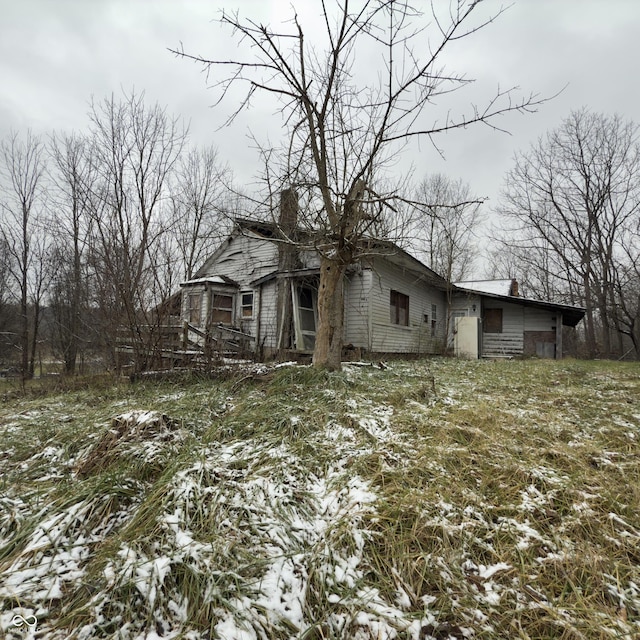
1, 0, 639, 210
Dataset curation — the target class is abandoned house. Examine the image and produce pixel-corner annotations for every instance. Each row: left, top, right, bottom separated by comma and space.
177, 194, 585, 361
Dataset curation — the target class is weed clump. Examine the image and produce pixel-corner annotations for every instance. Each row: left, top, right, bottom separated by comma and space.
75, 411, 182, 478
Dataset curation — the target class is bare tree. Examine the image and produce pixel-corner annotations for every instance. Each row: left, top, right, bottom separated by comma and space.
0, 237, 18, 363
412, 174, 482, 282
48, 132, 96, 374
173, 1, 544, 369
87, 91, 187, 372
487, 233, 581, 304
613, 227, 640, 357
169, 145, 233, 280
0, 130, 49, 380
410, 173, 483, 348
494, 109, 640, 358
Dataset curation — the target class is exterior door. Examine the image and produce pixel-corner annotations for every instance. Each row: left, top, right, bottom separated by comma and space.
448, 310, 468, 348
454, 316, 480, 358
293, 285, 317, 351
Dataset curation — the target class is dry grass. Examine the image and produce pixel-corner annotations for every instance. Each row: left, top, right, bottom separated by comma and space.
0, 358, 639, 639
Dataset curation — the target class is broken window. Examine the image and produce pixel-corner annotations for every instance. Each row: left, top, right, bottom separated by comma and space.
211, 294, 233, 324
241, 291, 254, 318
188, 293, 202, 325
390, 290, 409, 326
431, 304, 437, 336
483, 308, 503, 333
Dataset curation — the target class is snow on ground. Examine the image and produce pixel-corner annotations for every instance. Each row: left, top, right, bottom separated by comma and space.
1, 361, 639, 638
1, 402, 431, 639
89, 439, 425, 640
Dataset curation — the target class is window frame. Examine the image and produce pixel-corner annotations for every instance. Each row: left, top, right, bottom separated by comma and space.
211, 293, 234, 325
188, 292, 202, 325
293, 284, 317, 351
390, 290, 410, 326
240, 291, 254, 319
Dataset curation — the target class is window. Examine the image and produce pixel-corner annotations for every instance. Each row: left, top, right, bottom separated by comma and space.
188, 293, 202, 325
241, 291, 254, 318
295, 286, 317, 350
390, 290, 409, 326
211, 294, 233, 324
431, 304, 437, 336
483, 308, 503, 333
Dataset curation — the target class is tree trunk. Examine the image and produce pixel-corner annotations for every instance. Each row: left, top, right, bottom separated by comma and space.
313, 255, 346, 370
65, 202, 82, 375
276, 278, 294, 351
597, 288, 612, 358
28, 302, 40, 379
20, 291, 30, 381
583, 273, 597, 358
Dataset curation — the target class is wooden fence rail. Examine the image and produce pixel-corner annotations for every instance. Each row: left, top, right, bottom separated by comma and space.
116, 321, 256, 370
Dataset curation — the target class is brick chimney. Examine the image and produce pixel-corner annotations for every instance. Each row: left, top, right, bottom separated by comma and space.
510, 279, 519, 297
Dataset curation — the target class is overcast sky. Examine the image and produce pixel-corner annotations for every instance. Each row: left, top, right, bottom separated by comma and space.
2, 0, 639, 215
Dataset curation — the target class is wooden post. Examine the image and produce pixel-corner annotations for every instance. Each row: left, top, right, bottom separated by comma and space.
555, 313, 563, 359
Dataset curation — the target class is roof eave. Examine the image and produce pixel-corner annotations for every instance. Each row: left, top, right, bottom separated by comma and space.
454, 286, 586, 327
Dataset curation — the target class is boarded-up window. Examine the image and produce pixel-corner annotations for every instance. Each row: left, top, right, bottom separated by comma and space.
484, 308, 503, 333
188, 293, 202, 325
211, 294, 233, 324
390, 290, 409, 326
241, 291, 254, 318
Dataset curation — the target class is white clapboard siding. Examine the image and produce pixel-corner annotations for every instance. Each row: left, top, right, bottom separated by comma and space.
207, 233, 279, 286
366, 260, 447, 353
256, 280, 279, 349
482, 301, 524, 356
344, 269, 372, 348
524, 307, 556, 331
451, 292, 482, 318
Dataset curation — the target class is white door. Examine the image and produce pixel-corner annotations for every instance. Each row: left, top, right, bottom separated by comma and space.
454, 316, 480, 359
448, 310, 467, 348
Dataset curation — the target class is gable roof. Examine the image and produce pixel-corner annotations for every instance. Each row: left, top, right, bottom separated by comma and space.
192, 223, 269, 279
180, 275, 239, 287
209, 217, 450, 290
